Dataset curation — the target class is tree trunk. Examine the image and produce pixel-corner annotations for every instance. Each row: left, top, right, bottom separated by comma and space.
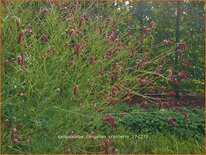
175, 1, 180, 98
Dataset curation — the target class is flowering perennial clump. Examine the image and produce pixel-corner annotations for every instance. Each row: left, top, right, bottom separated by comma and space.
2, 1, 191, 154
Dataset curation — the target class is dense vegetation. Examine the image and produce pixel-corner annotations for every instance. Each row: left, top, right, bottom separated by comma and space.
1, 1, 205, 154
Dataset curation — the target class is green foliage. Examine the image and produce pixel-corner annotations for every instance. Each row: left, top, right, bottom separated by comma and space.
130, 1, 205, 94
120, 103, 205, 139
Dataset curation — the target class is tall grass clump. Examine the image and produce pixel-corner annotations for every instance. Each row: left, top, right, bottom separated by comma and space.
1, 1, 195, 154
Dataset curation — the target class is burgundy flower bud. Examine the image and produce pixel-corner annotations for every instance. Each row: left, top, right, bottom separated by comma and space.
17, 31, 24, 44
139, 78, 145, 86
104, 139, 110, 154
17, 55, 22, 65
178, 71, 187, 79
13, 138, 18, 145
10, 128, 17, 138
164, 102, 170, 110
76, 43, 82, 57
168, 91, 176, 96
136, 60, 143, 70
89, 56, 95, 64
149, 21, 155, 28
168, 117, 174, 127
73, 84, 78, 96
40, 34, 49, 42
79, 16, 85, 28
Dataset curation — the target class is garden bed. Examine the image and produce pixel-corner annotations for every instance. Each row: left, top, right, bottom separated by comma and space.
128, 94, 205, 108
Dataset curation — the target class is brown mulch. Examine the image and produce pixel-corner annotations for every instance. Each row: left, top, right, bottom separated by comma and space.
127, 94, 205, 108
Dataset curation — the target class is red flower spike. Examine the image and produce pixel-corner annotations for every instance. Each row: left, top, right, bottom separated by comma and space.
13, 138, 18, 145
17, 55, 22, 65
128, 29, 132, 35
169, 98, 175, 106
27, 27, 33, 34
104, 114, 113, 122
113, 48, 120, 54
171, 76, 179, 86
112, 71, 117, 80
143, 27, 150, 33
17, 31, 24, 44
149, 21, 155, 28
178, 71, 187, 79
73, 84, 78, 96
156, 98, 162, 109
68, 29, 75, 36
130, 48, 136, 58
181, 112, 188, 124
110, 84, 122, 96
104, 139, 110, 154
177, 43, 186, 51
40, 34, 49, 42
164, 102, 170, 110
100, 16, 105, 21
168, 91, 176, 96
184, 60, 190, 68
139, 78, 145, 86
173, 106, 180, 112
10, 128, 17, 138
98, 141, 102, 151
104, 114, 115, 130
25, 43, 31, 48
67, 13, 74, 20
104, 55, 111, 60
99, 92, 106, 98
114, 84, 122, 92
143, 101, 149, 109
155, 67, 161, 74
107, 34, 115, 42
111, 86, 116, 95
67, 61, 74, 68
97, 109, 104, 112
70, 3, 80, 10
89, 56, 95, 64
79, 16, 85, 28
168, 117, 174, 127
98, 25, 102, 35
136, 60, 143, 70
108, 98, 115, 106
76, 43, 82, 57
116, 40, 124, 46
98, 62, 103, 75
112, 63, 118, 71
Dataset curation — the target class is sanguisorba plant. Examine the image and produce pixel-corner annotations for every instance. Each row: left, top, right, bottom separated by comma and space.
2, 1, 189, 153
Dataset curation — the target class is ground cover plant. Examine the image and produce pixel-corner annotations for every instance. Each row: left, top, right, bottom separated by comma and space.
1, 0, 205, 154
